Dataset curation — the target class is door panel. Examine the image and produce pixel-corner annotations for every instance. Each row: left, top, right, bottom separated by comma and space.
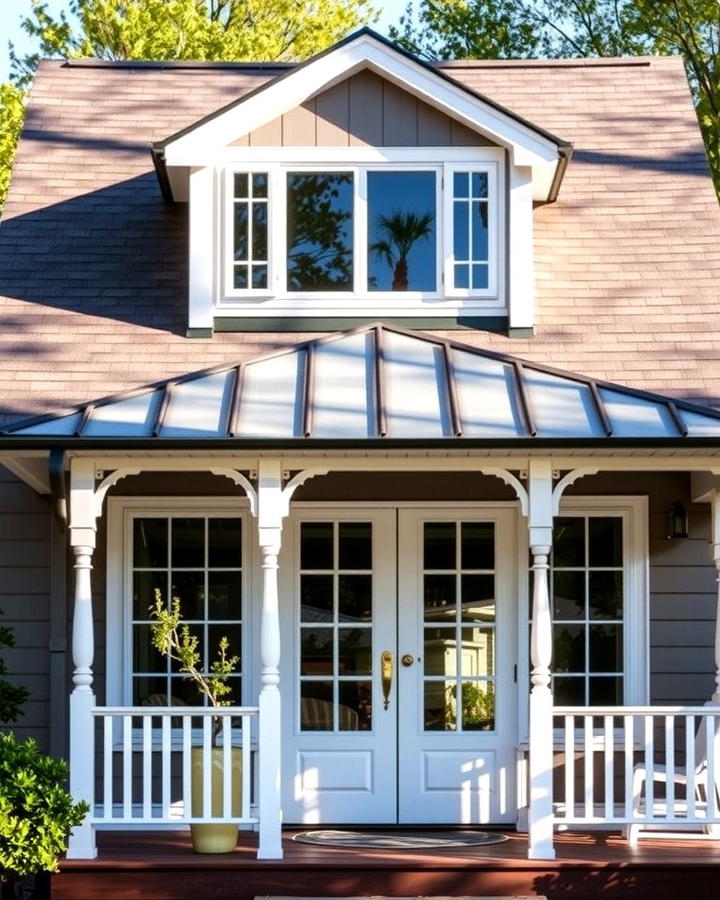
281, 509, 397, 823
397, 508, 517, 823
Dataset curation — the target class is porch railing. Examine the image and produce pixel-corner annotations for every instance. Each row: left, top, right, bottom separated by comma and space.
89, 706, 258, 826
552, 706, 720, 831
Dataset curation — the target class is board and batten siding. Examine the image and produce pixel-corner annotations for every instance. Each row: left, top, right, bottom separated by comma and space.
235, 70, 496, 148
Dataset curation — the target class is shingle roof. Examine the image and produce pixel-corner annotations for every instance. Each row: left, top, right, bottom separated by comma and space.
0, 52, 719, 427
7, 323, 720, 444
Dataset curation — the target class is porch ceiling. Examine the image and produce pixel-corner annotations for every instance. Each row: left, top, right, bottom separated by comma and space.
4, 323, 720, 445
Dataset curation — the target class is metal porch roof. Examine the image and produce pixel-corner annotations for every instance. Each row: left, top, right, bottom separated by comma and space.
4, 325, 720, 443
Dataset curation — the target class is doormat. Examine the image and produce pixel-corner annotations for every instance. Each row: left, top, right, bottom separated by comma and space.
293, 829, 508, 849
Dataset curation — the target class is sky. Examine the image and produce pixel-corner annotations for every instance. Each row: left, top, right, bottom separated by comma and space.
0, 0, 410, 82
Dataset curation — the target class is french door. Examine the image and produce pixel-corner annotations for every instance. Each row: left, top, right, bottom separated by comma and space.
280, 505, 517, 824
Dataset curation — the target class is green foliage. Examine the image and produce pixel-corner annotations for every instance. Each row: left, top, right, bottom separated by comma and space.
11, 0, 378, 87
0, 733, 88, 876
445, 681, 495, 729
0, 613, 30, 725
0, 84, 26, 216
149, 589, 239, 711
392, 1, 720, 194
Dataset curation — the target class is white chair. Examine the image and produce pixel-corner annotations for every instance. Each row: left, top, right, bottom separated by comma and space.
624, 713, 720, 846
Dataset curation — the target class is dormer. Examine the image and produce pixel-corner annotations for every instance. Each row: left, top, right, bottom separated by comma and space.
152, 29, 572, 337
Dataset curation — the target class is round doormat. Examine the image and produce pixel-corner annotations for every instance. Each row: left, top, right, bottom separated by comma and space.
293, 829, 508, 849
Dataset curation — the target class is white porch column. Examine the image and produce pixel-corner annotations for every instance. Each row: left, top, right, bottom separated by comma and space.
527, 459, 556, 860
256, 459, 284, 859
66, 459, 98, 860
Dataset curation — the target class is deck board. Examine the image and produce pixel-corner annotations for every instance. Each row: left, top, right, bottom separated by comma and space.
53, 829, 720, 900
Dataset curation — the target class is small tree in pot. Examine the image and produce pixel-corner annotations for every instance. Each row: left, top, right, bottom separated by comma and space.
149, 590, 241, 853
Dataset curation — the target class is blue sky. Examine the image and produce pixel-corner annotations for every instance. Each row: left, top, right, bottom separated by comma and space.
0, 0, 410, 82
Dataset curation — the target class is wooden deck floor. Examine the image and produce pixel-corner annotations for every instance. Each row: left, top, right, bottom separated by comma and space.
53, 828, 720, 900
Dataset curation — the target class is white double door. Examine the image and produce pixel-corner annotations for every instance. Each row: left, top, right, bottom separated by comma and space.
280, 505, 518, 825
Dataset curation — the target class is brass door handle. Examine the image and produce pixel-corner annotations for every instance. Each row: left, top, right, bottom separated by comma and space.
381, 650, 393, 710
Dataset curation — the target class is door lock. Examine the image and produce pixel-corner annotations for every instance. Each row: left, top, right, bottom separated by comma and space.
401, 654, 415, 667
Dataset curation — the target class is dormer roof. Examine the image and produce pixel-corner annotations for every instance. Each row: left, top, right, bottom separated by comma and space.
153, 28, 572, 203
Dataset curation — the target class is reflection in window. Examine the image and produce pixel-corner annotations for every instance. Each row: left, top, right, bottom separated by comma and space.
368, 171, 436, 291
453, 171, 488, 290
287, 172, 354, 291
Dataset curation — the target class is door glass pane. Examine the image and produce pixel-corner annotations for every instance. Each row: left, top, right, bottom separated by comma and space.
553, 571, 585, 620
368, 171, 436, 292
554, 675, 585, 705
460, 681, 494, 731
424, 680, 455, 731
133, 571, 166, 619
208, 518, 242, 567
423, 520, 496, 732
300, 521, 374, 731
553, 624, 585, 672
589, 517, 623, 567
287, 172, 353, 291
208, 571, 242, 620
589, 571, 623, 619
553, 517, 585, 567
171, 518, 204, 568
589, 624, 622, 672
133, 518, 167, 568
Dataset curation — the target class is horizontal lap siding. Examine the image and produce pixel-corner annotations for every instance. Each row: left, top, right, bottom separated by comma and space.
0, 465, 53, 749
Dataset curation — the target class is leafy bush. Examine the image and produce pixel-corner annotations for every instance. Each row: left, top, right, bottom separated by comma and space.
0, 617, 30, 724
0, 734, 88, 877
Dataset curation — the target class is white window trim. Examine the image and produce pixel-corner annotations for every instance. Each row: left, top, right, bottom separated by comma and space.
106, 496, 252, 709
516, 495, 649, 745
213, 146, 506, 318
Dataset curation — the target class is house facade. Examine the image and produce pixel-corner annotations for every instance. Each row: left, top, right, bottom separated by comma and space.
1, 29, 720, 865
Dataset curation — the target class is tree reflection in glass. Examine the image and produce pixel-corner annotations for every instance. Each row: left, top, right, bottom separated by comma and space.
287, 172, 354, 291
368, 171, 436, 291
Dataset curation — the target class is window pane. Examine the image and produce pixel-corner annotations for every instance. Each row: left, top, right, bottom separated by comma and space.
554, 624, 585, 672
252, 202, 267, 260
424, 575, 456, 620
424, 627, 456, 675
208, 572, 242, 620
133, 624, 165, 673
453, 201, 469, 259
287, 172, 353, 291
554, 675, 585, 705
553, 571, 585, 620
252, 265, 267, 289
461, 681, 494, 731
425, 681, 455, 731
134, 518, 167, 568
252, 173, 267, 198
453, 172, 469, 198
553, 517, 585, 567
234, 173, 248, 198
471, 202, 488, 260
460, 575, 494, 622
471, 263, 488, 290
338, 627, 371, 675
471, 173, 488, 198
172, 518, 204, 568
338, 522, 372, 570
301, 574, 333, 622
454, 263, 469, 288
460, 627, 494, 676
589, 676, 623, 704
589, 624, 622, 672
134, 676, 167, 706
170, 571, 205, 620
233, 204, 248, 261
208, 624, 242, 669
461, 522, 494, 569
300, 628, 333, 675
338, 574, 372, 622
208, 518, 242, 568
424, 522, 455, 569
368, 171, 436, 292
589, 571, 623, 619
133, 571, 166, 619
589, 517, 623, 567
301, 522, 334, 569
338, 681, 371, 730
300, 681, 334, 731
452, 170, 489, 291
234, 266, 248, 289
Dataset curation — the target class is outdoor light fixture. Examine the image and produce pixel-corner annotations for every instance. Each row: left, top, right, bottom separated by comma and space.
667, 501, 689, 539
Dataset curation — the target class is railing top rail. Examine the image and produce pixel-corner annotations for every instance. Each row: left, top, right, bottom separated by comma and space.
92, 706, 259, 715
554, 705, 720, 716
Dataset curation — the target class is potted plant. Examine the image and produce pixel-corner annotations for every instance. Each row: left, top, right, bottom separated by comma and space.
149, 590, 242, 853
0, 733, 88, 899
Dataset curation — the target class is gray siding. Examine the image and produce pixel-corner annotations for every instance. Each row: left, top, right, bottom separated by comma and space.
0, 465, 53, 750
235, 71, 495, 148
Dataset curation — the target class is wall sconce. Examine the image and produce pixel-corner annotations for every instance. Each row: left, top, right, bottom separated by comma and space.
667, 501, 689, 539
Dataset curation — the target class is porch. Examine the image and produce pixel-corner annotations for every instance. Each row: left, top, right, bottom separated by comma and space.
53, 826, 720, 900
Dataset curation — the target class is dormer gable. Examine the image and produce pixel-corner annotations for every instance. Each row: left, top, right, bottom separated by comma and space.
150, 29, 572, 338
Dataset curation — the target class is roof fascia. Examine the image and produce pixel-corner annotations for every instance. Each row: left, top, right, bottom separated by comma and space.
161, 34, 563, 171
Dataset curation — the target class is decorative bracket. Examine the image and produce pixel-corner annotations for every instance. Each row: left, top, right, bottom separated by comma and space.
211, 468, 258, 517
93, 468, 142, 520
551, 468, 599, 515
280, 468, 330, 518
479, 467, 529, 517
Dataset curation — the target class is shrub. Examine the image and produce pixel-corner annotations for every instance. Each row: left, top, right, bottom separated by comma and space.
0, 734, 88, 877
